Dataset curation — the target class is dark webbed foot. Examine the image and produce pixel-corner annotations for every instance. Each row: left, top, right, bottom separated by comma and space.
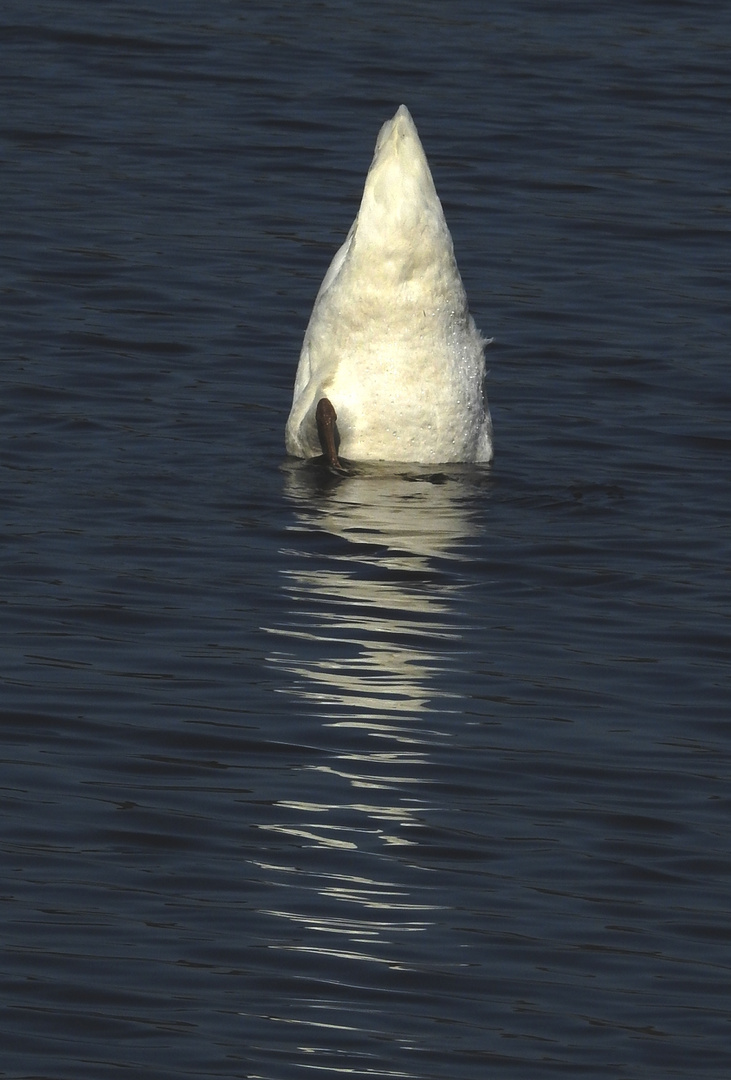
315, 397, 346, 472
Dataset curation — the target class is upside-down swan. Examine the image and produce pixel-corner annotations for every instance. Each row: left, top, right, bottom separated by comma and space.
285, 105, 492, 468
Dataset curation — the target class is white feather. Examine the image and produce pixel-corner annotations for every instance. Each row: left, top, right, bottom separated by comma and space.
285, 105, 493, 464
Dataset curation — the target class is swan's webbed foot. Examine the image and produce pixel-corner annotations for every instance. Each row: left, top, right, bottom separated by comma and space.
316, 397, 348, 474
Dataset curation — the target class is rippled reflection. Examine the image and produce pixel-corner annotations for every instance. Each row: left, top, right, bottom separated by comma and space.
261, 464, 486, 892
255, 462, 488, 1059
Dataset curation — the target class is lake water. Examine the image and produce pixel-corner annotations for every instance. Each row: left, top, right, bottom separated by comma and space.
2, 2, 730, 1077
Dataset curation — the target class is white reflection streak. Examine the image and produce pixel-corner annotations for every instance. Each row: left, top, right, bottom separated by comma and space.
259, 465, 480, 979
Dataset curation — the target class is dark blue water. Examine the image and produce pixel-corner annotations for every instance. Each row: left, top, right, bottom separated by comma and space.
2, 2, 730, 1077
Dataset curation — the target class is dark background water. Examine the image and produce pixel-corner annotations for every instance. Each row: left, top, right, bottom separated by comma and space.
2, 2, 730, 1078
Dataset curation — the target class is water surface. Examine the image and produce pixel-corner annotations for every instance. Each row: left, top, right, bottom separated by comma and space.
2, 2, 730, 1077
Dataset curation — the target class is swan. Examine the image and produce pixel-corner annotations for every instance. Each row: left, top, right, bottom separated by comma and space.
285, 105, 493, 468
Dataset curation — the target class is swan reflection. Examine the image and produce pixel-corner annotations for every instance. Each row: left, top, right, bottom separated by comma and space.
257, 462, 488, 988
